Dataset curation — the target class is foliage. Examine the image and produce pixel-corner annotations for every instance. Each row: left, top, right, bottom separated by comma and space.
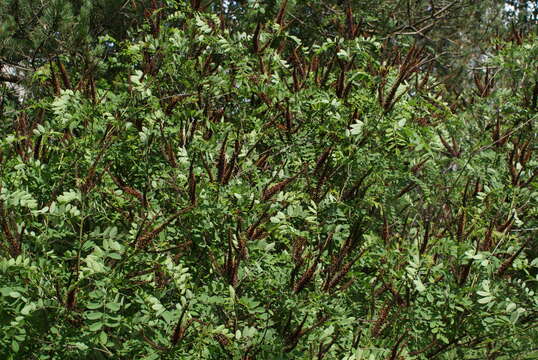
0, 1, 537, 359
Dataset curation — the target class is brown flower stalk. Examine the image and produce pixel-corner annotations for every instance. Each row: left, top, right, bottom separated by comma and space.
217, 134, 228, 184
262, 174, 298, 201
372, 301, 392, 337
323, 252, 362, 292
275, 0, 288, 26
188, 161, 197, 205
108, 170, 146, 207
496, 240, 528, 277
293, 254, 321, 293
66, 288, 77, 310
135, 205, 195, 249
171, 304, 190, 346
313, 147, 332, 176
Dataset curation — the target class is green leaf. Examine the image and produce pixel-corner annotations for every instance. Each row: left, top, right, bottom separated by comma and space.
57, 189, 81, 203
89, 322, 103, 332
107, 252, 122, 260
105, 302, 121, 312
86, 311, 103, 320
87, 302, 102, 310
414, 279, 426, 292
478, 296, 495, 304
99, 331, 108, 345
73, 342, 89, 351
506, 302, 517, 312
349, 121, 364, 136
8, 291, 21, 298
20, 303, 35, 315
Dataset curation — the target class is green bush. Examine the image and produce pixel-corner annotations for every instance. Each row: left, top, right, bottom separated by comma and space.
1, 2, 537, 359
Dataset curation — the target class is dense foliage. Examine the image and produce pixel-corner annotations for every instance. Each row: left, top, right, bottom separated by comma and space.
1, 1, 538, 359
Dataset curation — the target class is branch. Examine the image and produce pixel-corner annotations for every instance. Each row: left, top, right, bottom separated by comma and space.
389, 0, 462, 37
